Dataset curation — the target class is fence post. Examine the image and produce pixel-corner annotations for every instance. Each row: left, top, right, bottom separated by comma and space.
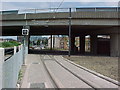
14, 46, 17, 55
18, 45, 21, 51
0, 48, 4, 90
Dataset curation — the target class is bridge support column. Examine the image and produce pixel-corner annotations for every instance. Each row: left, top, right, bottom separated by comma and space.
79, 35, 85, 54
71, 36, 75, 54
90, 34, 98, 55
50, 35, 52, 50
110, 33, 120, 57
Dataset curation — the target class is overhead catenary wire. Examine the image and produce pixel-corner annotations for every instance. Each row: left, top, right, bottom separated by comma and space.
55, 0, 65, 13
52, 0, 65, 18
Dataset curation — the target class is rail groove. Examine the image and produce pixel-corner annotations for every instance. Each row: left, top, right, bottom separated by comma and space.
41, 55, 119, 89
61, 56, 120, 86
40, 55, 60, 89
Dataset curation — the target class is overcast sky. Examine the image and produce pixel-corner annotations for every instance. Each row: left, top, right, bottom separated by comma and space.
1, 0, 120, 2
1, 1, 119, 10
0, 0, 119, 40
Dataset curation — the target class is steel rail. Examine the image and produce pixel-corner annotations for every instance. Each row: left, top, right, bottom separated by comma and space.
51, 55, 119, 89
40, 55, 60, 89
62, 56, 120, 86
50, 55, 97, 90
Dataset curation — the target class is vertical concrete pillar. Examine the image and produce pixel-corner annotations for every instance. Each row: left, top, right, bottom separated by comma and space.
110, 33, 120, 57
80, 35, 85, 54
71, 36, 75, 53
0, 48, 4, 90
50, 35, 52, 50
18, 45, 21, 51
14, 46, 17, 55
53, 35, 55, 49
90, 34, 97, 55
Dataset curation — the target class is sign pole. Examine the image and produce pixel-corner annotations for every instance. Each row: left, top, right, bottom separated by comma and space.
68, 8, 72, 57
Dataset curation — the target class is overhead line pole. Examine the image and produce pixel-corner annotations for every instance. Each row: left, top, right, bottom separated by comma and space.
68, 8, 72, 57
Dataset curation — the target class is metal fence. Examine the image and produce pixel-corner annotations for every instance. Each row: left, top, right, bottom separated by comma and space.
0, 45, 24, 88
17, 7, 119, 14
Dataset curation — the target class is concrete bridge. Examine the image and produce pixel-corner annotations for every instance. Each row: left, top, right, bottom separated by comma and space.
1, 7, 120, 57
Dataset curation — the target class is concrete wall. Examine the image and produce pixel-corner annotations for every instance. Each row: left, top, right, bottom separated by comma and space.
0, 45, 24, 88
0, 48, 4, 90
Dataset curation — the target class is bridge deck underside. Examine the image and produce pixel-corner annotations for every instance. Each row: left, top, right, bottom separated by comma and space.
1, 25, 116, 36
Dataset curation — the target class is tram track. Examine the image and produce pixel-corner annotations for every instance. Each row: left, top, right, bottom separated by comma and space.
49, 55, 98, 89
53, 55, 119, 89
41, 55, 94, 89
60, 56, 120, 86
40, 55, 60, 89
40, 55, 119, 89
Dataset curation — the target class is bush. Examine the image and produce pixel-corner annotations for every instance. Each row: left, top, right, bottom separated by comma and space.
0, 43, 2, 47
9, 41, 21, 46
0, 41, 21, 48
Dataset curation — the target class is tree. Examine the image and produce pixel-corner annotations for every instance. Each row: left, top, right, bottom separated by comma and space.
37, 39, 41, 45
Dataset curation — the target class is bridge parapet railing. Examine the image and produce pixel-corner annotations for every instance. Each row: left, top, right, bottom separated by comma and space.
18, 7, 119, 14
18, 8, 73, 14
0, 44, 24, 89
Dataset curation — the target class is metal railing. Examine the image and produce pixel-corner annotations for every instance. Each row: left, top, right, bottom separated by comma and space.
13, 7, 119, 14
1, 7, 119, 15
5, 48, 14, 55
4, 46, 20, 61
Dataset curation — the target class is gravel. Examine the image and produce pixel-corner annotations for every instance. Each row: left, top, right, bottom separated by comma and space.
63, 55, 119, 81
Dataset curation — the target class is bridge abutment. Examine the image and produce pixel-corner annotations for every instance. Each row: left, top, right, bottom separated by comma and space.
90, 34, 98, 55
71, 36, 76, 54
79, 35, 85, 54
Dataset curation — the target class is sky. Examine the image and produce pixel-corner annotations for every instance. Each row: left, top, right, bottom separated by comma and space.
1, 0, 120, 2
1, 1, 119, 11
0, 0, 119, 40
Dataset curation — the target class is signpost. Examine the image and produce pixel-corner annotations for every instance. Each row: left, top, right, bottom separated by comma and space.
22, 28, 29, 65
22, 29, 29, 36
